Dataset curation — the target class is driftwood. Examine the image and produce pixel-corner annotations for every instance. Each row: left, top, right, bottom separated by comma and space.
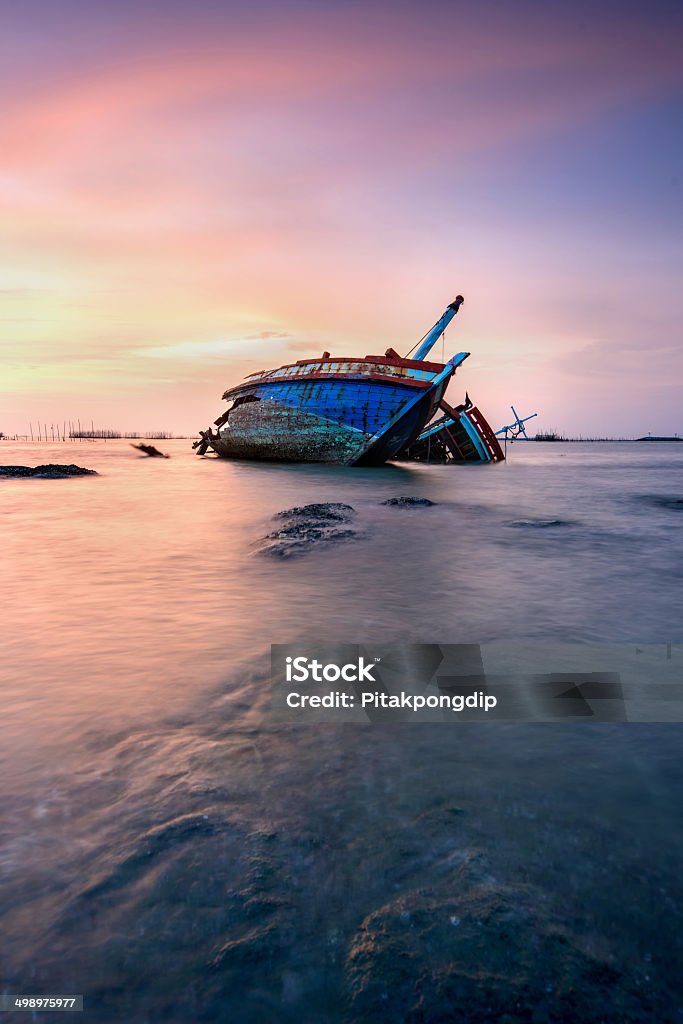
131, 443, 169, 458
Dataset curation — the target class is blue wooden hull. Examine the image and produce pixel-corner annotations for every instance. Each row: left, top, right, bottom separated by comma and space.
211, 375, 447, 465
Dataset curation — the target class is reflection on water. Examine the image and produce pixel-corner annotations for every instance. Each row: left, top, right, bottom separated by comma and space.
1, 440, 682, 1020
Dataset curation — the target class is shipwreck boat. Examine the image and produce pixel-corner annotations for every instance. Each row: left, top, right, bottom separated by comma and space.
194, 296, 470, 465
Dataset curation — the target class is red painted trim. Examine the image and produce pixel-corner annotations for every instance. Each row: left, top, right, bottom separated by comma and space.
244, 355, 445, 377
467, 406, 506, 462
293, 355, 446, 372
361, 354, 446, 371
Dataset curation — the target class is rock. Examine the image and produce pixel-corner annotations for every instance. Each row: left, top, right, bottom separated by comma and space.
0, 464, 97, 479
382, 496, 436, 507
262, 528, 357, 559
506, 519, 565, 529
345, 879, 655, 1023
275, 503, 355, 522
260, 504, 358, 557
638, 495, 683, 511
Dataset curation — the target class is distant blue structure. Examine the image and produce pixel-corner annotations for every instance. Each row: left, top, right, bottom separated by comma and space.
495, 406, 538, 441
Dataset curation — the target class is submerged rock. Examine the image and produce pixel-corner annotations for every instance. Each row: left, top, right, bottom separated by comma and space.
637, 495, 683, 511
260, 503, 358, 558
275, 502, 355, 522
0, 464, 97, 479
506, 518, 566, 529
382, 496, 436, 507
264, 529, 358, 559
345, 878, 656, 1023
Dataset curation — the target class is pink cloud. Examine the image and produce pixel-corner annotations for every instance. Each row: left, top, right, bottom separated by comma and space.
1, 4, 681, 434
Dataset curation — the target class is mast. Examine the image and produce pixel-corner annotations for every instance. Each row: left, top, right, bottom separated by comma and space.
412, 295, 464, 361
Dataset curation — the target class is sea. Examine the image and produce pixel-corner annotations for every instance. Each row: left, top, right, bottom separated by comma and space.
1, 439, 682, 1022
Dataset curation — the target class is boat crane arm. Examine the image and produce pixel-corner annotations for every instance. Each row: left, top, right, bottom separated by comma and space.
412, 295, 464, 361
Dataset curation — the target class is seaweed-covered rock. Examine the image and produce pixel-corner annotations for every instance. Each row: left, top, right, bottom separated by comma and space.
260, 503, 358, 557
0, 464, 97, 479
382, 496, 436, 507
345, 880, 656, 1024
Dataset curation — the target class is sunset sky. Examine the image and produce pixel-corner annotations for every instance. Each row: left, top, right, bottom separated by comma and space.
2, 0, 682, 437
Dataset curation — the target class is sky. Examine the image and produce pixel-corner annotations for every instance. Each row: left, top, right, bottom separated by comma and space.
1, 0, 682, 437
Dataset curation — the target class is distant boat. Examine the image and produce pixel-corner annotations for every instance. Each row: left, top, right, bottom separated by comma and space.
194, 297, 470, 465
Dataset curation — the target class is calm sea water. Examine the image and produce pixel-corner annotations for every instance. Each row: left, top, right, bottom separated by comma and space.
1, 439, 682, 1021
